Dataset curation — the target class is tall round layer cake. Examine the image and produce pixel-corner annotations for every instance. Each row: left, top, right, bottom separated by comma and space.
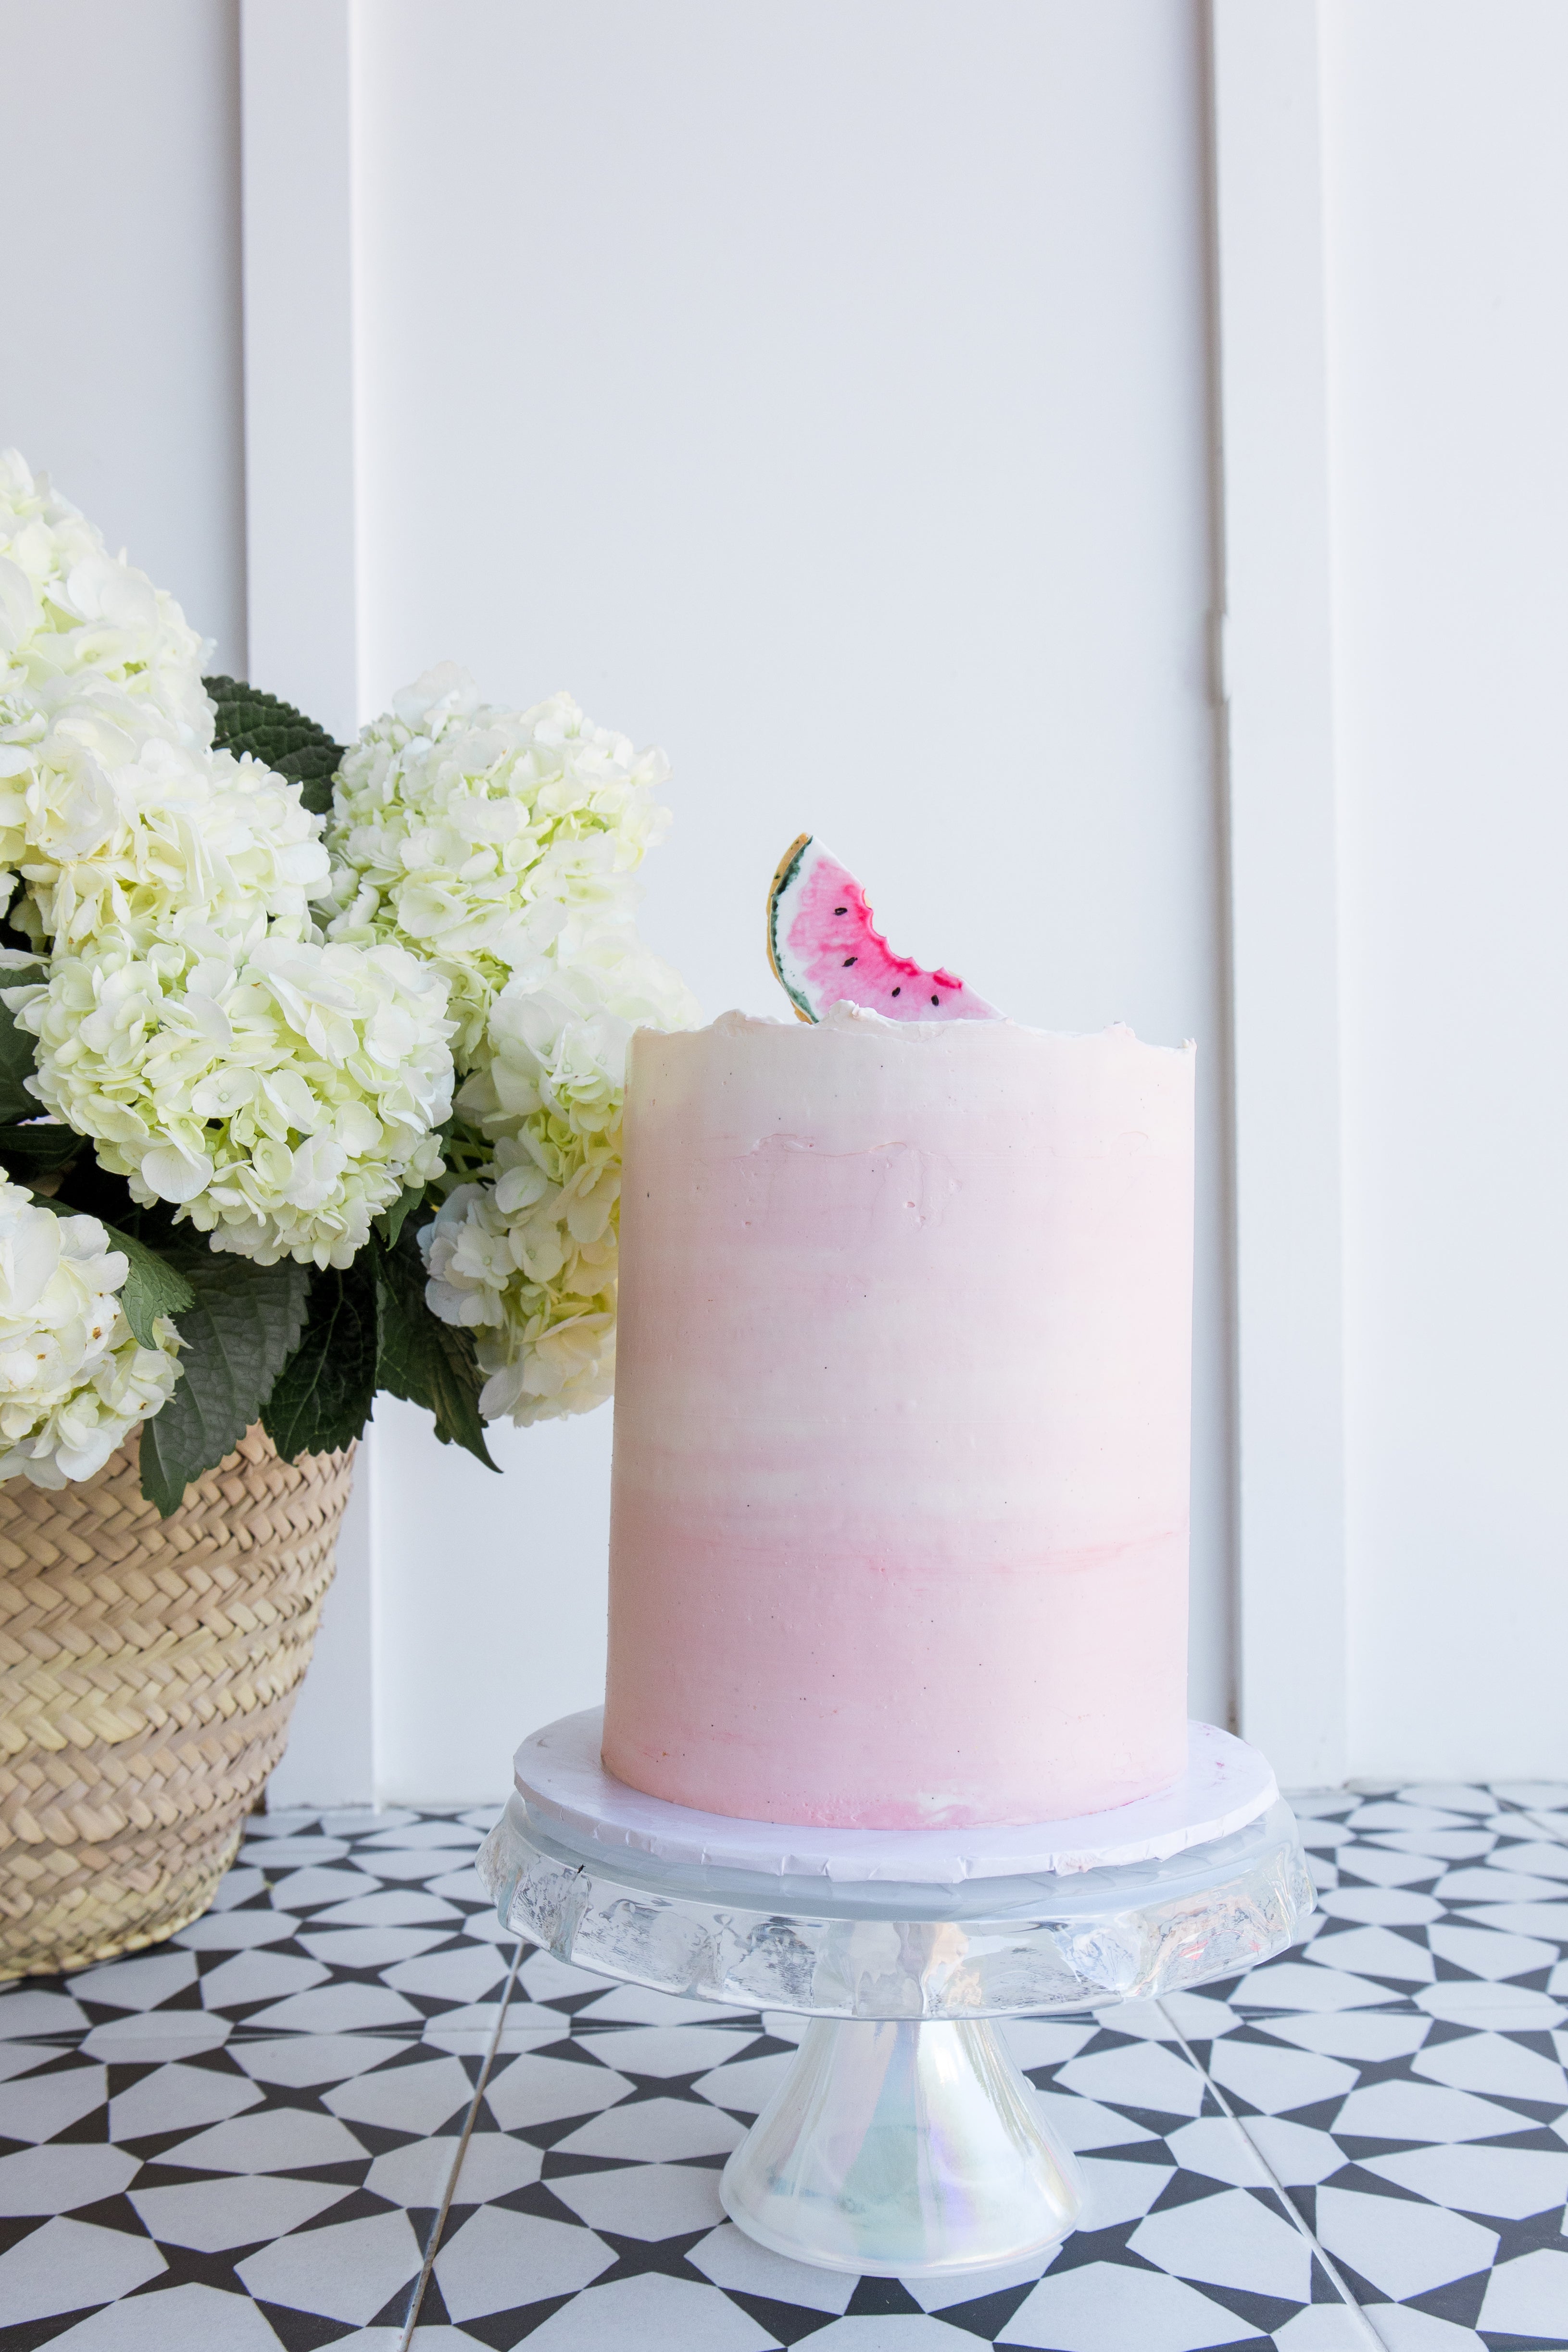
602, 1003, 1194, 1829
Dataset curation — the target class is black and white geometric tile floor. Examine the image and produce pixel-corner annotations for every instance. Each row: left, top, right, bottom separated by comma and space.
2, 1784, 1567, 2350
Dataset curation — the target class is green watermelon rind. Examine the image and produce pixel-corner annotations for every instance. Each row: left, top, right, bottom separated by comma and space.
766, 832, 817, 1023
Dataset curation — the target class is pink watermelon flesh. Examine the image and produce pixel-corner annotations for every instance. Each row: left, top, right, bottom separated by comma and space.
770, 839, 1002, 1023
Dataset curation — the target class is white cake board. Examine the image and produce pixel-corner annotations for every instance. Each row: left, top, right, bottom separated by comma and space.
512, 1711, 1277, 1885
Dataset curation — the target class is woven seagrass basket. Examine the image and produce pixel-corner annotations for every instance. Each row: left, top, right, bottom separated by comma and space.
0, 1426, 354, 1980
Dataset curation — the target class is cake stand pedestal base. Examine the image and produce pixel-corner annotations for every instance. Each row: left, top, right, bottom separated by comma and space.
478, 1710, 1312, 2279
720, 2014, 1084, 2277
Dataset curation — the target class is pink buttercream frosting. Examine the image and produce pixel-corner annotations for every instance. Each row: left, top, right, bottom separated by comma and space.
602, 1004, 1194, 1829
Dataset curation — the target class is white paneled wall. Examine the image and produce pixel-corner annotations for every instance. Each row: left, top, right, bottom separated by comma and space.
2, 0, 1565, 1800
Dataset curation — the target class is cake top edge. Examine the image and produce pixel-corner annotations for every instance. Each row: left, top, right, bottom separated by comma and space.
652, 1004, 1196, 1058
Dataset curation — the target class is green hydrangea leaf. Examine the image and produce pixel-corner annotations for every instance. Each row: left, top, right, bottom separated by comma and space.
105, 1228, 195, 1349
262, 1257, 378, 1462
373, 1227, 498, 1472
375, 1179, 429, 1251
204, 674, 346, 819
139, 1251, 313, 1516
0, 1121, 82, 1172
0, 967, 45, 1127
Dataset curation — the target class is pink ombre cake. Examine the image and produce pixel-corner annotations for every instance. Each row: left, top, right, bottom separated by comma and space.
602, 1003, 1195, 1830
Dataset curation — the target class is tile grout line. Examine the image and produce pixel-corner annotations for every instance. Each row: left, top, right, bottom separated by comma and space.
1156, 1998, 1390, 2352
399, 1934, 526, 2349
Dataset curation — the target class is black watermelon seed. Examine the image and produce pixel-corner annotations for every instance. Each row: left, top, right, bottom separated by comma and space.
834, 905, 848, 914
891, 986, 901, 997
930, 993, 939, 1004
843, 955, 857, 966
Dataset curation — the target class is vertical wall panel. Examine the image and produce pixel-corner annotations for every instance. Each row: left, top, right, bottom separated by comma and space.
240, 0, 362, 742
0, 0, 247, 674
239, 0, 377, 1806
353, 0, 1231, 1798
1323, 0, 1568, 1778
1208, 0, 1347, 1788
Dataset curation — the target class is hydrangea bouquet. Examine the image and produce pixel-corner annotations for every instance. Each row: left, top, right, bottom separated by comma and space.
0, 453, 698, 1510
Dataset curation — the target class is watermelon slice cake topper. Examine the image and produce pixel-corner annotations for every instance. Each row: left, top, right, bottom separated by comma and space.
766, 835, 1002, 1024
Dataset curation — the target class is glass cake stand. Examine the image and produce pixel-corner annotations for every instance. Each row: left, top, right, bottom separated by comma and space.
477, 1710, 1312, 2278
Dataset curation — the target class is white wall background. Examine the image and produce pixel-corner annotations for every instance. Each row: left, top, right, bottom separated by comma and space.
1, 0, 1563, 1799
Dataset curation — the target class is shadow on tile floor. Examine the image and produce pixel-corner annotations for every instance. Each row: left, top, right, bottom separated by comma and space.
1, 1785, 1567, 2348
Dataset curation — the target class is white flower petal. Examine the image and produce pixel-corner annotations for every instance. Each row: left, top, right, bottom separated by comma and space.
140, 1143, 216, 1202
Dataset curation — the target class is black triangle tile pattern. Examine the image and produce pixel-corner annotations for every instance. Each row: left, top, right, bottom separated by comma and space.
0, 1785, 1563, 2347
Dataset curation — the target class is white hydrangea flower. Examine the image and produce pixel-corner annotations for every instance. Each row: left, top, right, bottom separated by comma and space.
0, 449, 212, 756
11, 936, 453, 1269
422, 1183, 617, 1426
0, 1173, 182, 1488
0, 462, 459, 1291
323, 663, 676, 1066
421, 940, 699, 1424
0, 682, 328, 953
